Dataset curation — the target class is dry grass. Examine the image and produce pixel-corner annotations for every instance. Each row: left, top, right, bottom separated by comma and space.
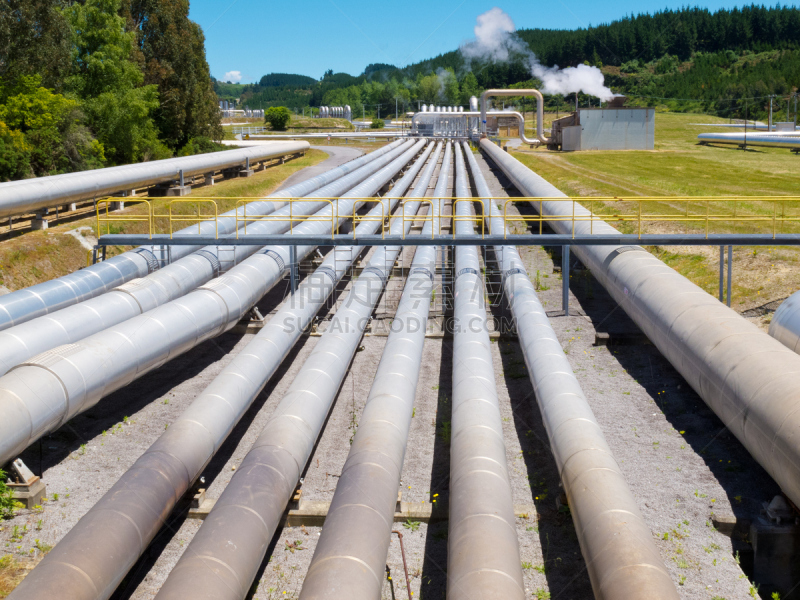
0, 555, 39, 598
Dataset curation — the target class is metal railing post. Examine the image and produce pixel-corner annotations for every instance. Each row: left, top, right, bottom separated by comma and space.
562, 245, 570, 316
727, 245, 733, 308
289, 245, 297, 298
719, 246, 724, 302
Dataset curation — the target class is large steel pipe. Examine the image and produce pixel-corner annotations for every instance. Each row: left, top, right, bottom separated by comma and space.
0, 140, 406, 331
0, 140, 426, 469
698, 132, 800, 148
769, 291, 800, 353
480, 89, 550, 144
5, 142, 431, 600
448, 143, 524, 600
0, 141, 415, 375
0, 142, 308, 218
152, 145, 436, 600
411, 111, 527, 139
299, 141, 446, 599
480, 137, 800, 515
464, 142, 678, 599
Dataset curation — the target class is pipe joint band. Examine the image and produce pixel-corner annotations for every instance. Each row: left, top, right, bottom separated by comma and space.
261, 249, 285, 272
456, 267, 479, 279
362, 266, 387, 283
132, 248, 159, 273
504, 267, 526, 277
315, 266, 337, 285
195, 250, 221, 276
410, 267, 434, 282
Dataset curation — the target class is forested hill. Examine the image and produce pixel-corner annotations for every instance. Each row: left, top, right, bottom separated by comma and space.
0, 0, 222, 181
221, 5, 800, 124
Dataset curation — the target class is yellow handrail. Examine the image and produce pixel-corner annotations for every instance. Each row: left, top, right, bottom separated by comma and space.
167, 199, 218, 239
95, 197, 153, 238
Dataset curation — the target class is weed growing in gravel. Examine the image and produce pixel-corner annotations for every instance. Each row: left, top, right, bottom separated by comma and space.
533, 564, 546, 574
678, 574, 686, 585
534, 588, 551, 599
694, 489, 708, 498
79, 444, 86, 456
521, 561, 532, 570
402, 520, 420, 532
703, 543, 721, 553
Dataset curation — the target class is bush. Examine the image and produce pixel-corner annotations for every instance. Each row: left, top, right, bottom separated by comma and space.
177, 136, 226, 156
369, 118, 385, 129
264, 106, 292, 131
0, 469, 17, 520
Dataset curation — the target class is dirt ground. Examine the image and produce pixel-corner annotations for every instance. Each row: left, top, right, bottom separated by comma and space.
0, 143, 789, 600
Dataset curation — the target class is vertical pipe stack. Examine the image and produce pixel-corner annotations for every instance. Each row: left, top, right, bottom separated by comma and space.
447, 143, 525, 600
6, 141, 431, 600
298, 141, 447, 599
464, 142, 679, 599
0, 140, 406, 331
152, 143, 438, 600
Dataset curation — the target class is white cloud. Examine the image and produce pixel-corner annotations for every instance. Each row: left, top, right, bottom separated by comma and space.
223, 70, 242, 83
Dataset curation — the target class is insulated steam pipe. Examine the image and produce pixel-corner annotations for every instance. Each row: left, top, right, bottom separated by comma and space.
0, 140, 426, 469
464, 142, 679, 599
479, 137, 800, 516
3, 146, 433, 600
152, 145, 437, 600
411, 111, 528, 138
0, 140, 415, 375
0, 139, 406, 331
769, 291, 800, 353
298, 141, 446, 599
0, 142, 308, 218
480, 89, 550, 144
447, 143, 525, 600
698, 132, 800, 149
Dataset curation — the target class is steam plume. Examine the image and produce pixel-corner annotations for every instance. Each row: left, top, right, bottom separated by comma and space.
460, 8, 617, 101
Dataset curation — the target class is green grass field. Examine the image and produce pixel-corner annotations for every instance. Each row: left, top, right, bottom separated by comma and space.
508, 112, 800, 312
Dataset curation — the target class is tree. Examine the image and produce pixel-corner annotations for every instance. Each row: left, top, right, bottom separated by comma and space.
0, 0, 72, 90
441, 69, 460, 105
123, 0, 222, 148
460, 72, 480, 104
64, 0, 167, 164
265, 106, 292, 130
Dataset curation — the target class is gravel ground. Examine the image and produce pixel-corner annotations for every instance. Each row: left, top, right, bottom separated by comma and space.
0, 143, 785, 600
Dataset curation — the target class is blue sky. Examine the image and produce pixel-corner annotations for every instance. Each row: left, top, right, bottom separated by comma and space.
190, 0, 762, 83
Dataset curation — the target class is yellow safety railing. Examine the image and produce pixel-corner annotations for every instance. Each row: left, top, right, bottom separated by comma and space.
401, 199, 435, 239
452, 199, 485, 238
351, 199, 389, 238
96, 197, 153, 238
235, 198, 336, 238
164, 199, 218, 239
93, 195, 800, 242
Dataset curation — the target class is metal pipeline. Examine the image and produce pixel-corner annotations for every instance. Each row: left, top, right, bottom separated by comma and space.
411, 111, 528, 139
448, 143, 525, 600
769, 291, 800, 353
0, 142, 308, 218
463, 142, 679, 599
5, 142, 432, 600
0, 139, 407, 331
0, 140, 426, 469
298, 141, 447, 599
479, 137, 800, 515
480, 88, 550, 145
151, 144, 437, 600
0, 140, 416, 375
698, 132, 800, 148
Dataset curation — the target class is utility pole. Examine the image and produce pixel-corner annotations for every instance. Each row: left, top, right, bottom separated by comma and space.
769, 95, 774, 131
396, 97, 398, 120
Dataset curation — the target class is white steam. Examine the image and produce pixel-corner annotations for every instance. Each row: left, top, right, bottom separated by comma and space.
459, 8, 618, 101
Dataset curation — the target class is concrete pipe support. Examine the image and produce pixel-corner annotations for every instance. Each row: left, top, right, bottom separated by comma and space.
464, 142, 679, 599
